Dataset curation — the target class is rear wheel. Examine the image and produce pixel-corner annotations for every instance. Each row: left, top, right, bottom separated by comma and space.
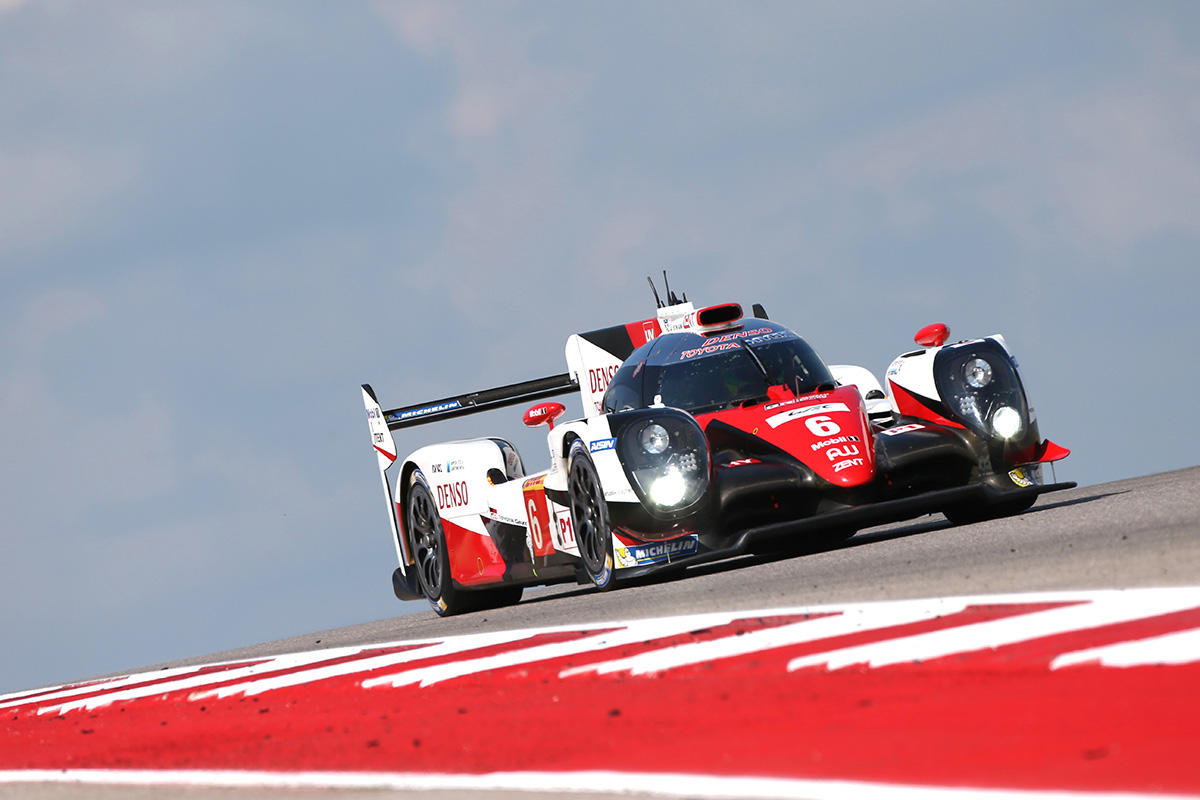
407, 474, 524, 615
407, 476, 470, 616
568, 443, 615, 590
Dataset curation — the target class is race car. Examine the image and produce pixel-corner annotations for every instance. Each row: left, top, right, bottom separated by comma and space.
362, 279, 1074, 615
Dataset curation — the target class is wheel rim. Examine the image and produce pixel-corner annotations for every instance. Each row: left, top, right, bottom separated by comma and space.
409, 487, 443, 598
569, 456, 608, 573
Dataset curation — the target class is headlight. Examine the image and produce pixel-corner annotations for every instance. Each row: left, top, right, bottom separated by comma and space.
648, 469, 687, 506
933, 339, 1034, 446
964, 358, 992, 389
641, 423, 670, 454
992, 406, 1022, 439
615, 411, 710, 515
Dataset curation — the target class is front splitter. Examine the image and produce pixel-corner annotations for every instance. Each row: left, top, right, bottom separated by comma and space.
620, 480, 1077, 579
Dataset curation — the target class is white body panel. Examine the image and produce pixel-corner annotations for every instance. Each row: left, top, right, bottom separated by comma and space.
565, 335, 623, 418
547, 417, 637, 504
884, 335, 1011, 408
563, 299, 697, 418
403, 439, 515, 522
400, 436, 587, 564
656, 300, 696, 333
829, 364, 894, 419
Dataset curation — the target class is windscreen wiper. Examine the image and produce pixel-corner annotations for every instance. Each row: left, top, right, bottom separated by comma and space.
738, 340, 770, 378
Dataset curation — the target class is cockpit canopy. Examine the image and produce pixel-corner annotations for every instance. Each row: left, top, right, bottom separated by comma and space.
601, 322, 835, 415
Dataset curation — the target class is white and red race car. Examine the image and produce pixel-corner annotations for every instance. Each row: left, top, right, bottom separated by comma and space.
362, 280, 1073, 616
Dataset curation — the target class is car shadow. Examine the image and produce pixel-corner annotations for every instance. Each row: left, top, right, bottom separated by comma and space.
516, 490, 1127, 601
1022, 490, 1127, 514
619, 488, 1128, 587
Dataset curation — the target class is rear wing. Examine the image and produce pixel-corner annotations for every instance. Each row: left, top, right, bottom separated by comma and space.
367, 373, 577, 433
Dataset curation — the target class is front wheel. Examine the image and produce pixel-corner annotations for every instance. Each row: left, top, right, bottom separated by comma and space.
567, 443, 615, 590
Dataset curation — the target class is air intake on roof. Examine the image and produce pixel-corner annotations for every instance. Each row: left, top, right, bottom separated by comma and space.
696, 303, 743, 328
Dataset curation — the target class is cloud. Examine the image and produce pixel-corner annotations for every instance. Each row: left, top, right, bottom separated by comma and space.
9, 285, 107, 356
828, 47, 1200, 263
374, 1, 574, 141
0, 147, 140, 263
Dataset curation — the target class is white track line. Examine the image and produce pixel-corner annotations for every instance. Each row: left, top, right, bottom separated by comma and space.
787, 591, 1199, 671
189, 628, 550, 700
361, 610, 763, 689
561, 599, 970, 678
0, 769, 1193, 799
28, 646, 379, 715
0, 660, 268, 712
9, 588, 1200, 713
1052, 627, 1200, 669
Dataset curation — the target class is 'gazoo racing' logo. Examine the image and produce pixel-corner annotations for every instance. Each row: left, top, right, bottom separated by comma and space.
436, 481, 469, 510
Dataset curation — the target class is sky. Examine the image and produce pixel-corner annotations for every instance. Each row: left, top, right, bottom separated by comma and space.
1, 0, 1198, 693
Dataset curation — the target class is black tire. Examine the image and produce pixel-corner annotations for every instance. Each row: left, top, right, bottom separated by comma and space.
567, 442, 616, 590
944, 495, 1037, 525
406, 475, 469, 616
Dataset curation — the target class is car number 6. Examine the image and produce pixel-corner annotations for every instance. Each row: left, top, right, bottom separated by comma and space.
805, 415, 840, 437
527, 499, 544, 549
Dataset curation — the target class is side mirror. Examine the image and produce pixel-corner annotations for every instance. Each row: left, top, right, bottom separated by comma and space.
914, 322, 950, 347
523, 402, 566, 431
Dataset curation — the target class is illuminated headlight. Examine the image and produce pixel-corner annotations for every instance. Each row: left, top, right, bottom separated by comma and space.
964, 358, 993, 389
992, 406, 1022, 439
648, 469, 687, 506
618, 412, 710, 514
641, 423, 670, 454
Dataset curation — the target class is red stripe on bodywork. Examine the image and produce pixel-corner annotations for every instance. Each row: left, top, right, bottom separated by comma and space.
624, 317, 661, 349
441, 518, 507, 587
889, 381, 965, 429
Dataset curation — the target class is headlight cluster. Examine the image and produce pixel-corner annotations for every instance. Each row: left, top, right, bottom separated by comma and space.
616, 412, 709, 514
934, 342, 1030, 443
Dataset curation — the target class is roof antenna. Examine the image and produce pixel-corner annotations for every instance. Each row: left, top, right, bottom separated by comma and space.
647, 275, 664, 308
663, 269, 681, 305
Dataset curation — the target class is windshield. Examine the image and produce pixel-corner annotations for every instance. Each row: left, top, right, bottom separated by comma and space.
643, 335, 834, 414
